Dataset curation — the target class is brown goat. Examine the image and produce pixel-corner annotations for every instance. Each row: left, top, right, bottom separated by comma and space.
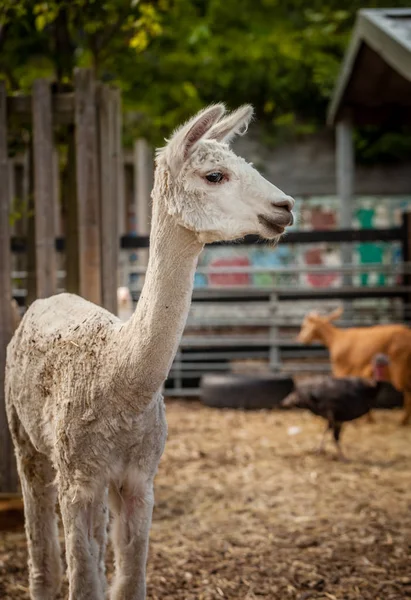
298, 307, 411, 425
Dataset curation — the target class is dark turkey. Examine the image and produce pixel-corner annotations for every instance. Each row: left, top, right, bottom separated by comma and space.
282, 354, 390, 460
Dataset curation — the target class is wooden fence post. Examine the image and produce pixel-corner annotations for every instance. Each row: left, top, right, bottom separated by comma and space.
74, 68, 102, 305
32, 79, 57, 298
97, 84, 118, 314
53, 148, 62, 237
112, 89, 123, 302
401, 211, 411, 319
113, 91, 127, 290
64, 125, 79, 294
0, 81, 18, 492
336, 118, 354, 321
114, 90, 126, 242
8, 160, 15, 233
13, 155, 29, 279
26, 141, 37, 305
113, 89, 125, 302
134, 138, 152, 279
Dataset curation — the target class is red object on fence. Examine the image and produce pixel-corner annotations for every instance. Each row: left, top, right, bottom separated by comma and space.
304, 248, 339, 288
310, 207, 337, 230
208, 257, 251, 286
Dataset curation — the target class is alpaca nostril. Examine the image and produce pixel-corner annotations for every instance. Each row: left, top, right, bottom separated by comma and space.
273, 196, 294, 212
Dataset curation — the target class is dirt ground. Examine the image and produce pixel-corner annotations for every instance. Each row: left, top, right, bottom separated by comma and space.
1, 401, 410, 600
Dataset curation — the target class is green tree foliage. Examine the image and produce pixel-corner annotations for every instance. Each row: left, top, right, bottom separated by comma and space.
0, 0, 410, 159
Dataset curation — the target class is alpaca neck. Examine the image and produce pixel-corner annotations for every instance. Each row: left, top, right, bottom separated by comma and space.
117, 199, 203, 400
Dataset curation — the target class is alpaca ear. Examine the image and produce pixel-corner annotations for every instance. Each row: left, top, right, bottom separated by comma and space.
166, 104, 226, 173
327, 307, 343, 322
207, 105, 254, 144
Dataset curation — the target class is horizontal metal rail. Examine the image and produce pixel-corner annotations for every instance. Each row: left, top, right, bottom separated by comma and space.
12, 263, 411, 280
119, 226, 405, 248
12, 270, 66, 279
132, 285, 411, 302
169, 361, 331, 372
180, 350, 271, 360
169, 362, 331, 374
128, 263, 411, 275
185, 317, 411, 327
9, 223, 408, 252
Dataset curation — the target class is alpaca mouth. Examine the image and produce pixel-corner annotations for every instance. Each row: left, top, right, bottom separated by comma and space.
258, 212, 293, 235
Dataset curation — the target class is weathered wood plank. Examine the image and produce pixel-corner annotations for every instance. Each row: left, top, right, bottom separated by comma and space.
336, 119, 354, 221
13, 157, 29, 281
114, 89, 125, 239
97, 84, 117, 314
112, 89, 122, 299
74, 68, 102, 305
134, 138, 152, 275
64, 126, 79, 294
7, 93, 74, 125
53, 148, 62, 237
336, 118, 354, 301
402, 212, 411, 313
119, 225, 405, 250
115, 92, 129, 288
32, 79, 57, 298
8, 161, 15, 235
0, 82, 18, 492
134, 138, 152, 237
26, 142, 37, 305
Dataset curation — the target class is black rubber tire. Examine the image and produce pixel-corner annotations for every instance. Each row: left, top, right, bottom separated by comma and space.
374, 382, 404, 409
200, 373, 294, 410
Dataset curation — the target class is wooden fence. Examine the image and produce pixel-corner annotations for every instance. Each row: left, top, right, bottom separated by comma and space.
12, 217, 405, 398
0, 69, 123, 492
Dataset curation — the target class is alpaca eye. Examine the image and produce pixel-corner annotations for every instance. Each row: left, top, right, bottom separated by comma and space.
205, 172, 224, 183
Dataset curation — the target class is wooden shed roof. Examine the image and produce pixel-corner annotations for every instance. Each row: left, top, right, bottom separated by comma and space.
327, 9, 411, 126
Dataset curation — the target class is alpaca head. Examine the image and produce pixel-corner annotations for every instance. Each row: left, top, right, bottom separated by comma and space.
154, 104, 294, 244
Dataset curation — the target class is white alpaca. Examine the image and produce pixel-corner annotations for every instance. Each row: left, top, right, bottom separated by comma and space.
5, 104, 294, 600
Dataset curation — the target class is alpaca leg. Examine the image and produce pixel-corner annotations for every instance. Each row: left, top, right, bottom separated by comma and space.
109, 475, 154, 600
92, 490, 109, 593
59, 493, 106, 600
8, 408, 62, 599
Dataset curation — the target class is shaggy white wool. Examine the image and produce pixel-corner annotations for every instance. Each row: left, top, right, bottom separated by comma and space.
6, 103, 294, 600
